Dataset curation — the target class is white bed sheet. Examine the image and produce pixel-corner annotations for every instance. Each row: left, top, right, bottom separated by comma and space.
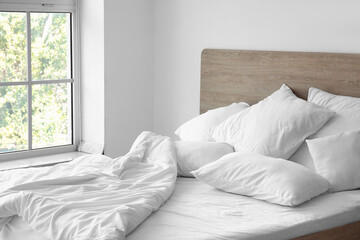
127, 178, 360, 240
2, 178, 360, 240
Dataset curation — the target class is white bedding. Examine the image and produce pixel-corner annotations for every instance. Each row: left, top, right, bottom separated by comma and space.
1, 131, 360, 240
2, 178, 360, 240
126, 178, 360, 240
0, 132, 177, 240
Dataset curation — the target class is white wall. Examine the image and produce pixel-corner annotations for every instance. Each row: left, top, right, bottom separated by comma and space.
80, 0, 360, 155
153, 0, 360, 138
80, 0, 153, 157
80, 0, 105, 145
104, 0, 154, 157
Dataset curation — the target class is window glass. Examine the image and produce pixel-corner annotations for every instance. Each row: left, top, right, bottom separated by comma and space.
31, 12, 71, 80
0, 12, 27, 82
32, 83, 72, 149
0, 10, 74, 156
0, 85, 28, 152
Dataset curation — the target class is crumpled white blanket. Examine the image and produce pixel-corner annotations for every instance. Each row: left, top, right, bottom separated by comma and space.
0, 131, 177, 240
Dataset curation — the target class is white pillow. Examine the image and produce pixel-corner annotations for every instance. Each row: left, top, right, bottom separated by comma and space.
175, 141, 234, 177
192, 152, 330, 206
210, 85, 334, 159
307, 129, 360, 192
290, 88, 360, 171
175, 102, 249, 142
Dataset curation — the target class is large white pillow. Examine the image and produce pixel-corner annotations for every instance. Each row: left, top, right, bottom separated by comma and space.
307, 129, 360, 192
175, 102, 249, 142
210, 85, 334, 159
192, 152, 330, 206
175, 141, 234, 177
290, 88, 360, 171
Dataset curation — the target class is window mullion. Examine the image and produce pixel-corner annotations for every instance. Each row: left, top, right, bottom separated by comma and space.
0, 9, 77, 160
26, 11, 33, 151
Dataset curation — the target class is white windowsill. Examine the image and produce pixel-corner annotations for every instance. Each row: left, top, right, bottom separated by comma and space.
0, 151, 88, 171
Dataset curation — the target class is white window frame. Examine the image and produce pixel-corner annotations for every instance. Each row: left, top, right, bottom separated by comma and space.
0, 1, 81, 161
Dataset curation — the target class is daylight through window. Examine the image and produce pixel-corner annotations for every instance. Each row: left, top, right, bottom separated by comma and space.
0, 11, 73, 153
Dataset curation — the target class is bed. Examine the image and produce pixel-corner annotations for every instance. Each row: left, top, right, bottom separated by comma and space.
1, 49, 360, 240
4, 178, 360, 240
199, 49, 360, 239
129, 49, 360, 239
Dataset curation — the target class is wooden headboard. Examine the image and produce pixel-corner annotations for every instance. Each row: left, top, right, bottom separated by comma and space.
200, 49, 360, 113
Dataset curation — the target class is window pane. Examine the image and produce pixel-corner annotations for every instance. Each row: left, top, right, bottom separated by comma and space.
32, 83, 72, 149
31, 13, 71, 80
0, 12, 27, 82
0, 86, 28, 152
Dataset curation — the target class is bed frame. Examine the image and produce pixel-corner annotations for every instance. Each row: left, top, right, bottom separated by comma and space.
200, 49, 360, 239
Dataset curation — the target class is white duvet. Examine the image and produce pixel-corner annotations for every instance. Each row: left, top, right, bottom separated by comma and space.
0, 132, 177, 240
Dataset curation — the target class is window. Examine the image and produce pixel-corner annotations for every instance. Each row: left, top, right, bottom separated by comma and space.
0, 2, 79, 161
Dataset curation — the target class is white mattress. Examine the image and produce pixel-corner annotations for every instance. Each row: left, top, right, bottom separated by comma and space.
1, 178, 360, 240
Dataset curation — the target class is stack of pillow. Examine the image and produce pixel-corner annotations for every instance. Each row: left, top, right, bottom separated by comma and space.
175, 84, 360, 207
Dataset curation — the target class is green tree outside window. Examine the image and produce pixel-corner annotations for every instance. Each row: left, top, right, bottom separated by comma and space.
0, 12, 72, 153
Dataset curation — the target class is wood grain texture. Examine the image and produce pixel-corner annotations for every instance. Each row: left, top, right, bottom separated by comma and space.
200, 49, 360, 113
293, 221, 360, 240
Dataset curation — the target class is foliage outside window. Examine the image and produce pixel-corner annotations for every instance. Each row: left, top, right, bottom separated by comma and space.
0, 11, 73, 153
